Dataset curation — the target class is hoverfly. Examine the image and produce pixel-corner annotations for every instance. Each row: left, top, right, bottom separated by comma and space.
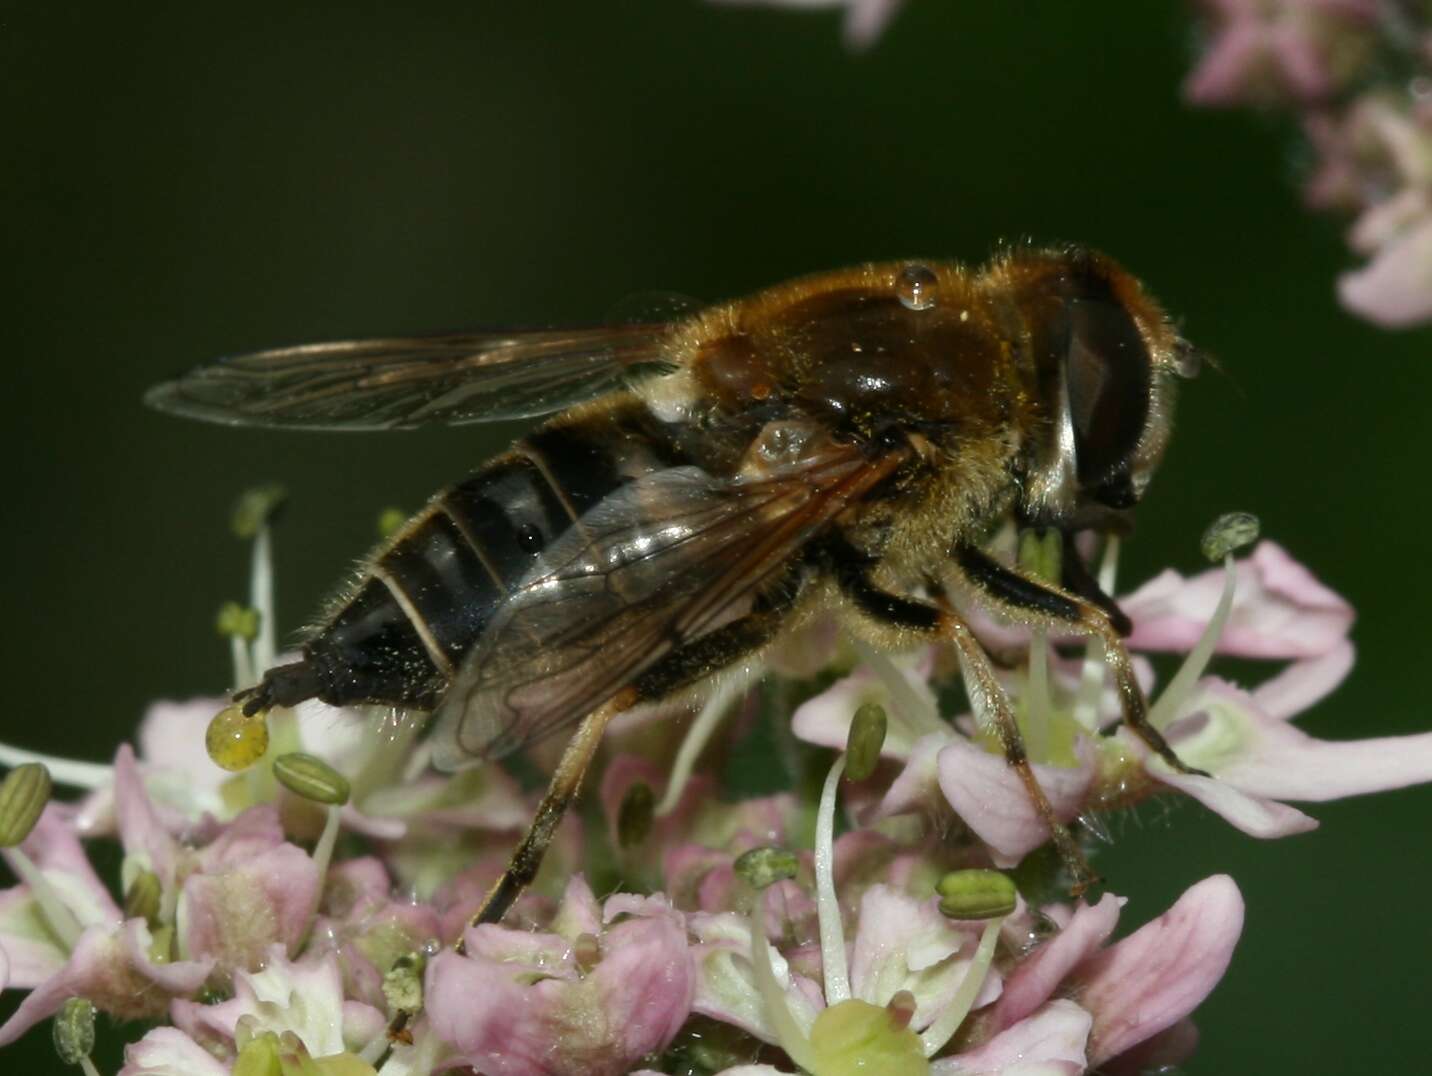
147, 246, 1202, 926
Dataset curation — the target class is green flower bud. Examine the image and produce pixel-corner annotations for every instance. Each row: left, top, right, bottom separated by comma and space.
845, 702, 888, 782
52, 997, 95, 1066
733, 846, 799, 890
1018, 527, 1062, 585
124, 868, 163, 926
0, 762, 52, 848
216, 601, 261, 641
273, 752, 351, 806
231, 484, 288, 539
937, 868, 1018, 919
377, 507, 408, 539
617, 780, 655, 848
1200, 511, 1260, 563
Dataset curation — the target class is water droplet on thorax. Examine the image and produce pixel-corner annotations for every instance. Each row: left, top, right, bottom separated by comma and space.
896, 264, 938, 311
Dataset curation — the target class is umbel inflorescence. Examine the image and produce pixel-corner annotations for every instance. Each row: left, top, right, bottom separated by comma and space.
2, 497, 1431, 1075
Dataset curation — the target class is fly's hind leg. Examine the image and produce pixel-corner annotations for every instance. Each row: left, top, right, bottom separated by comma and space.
462, 602, 792, 938
953, 543, 1207, 777
827, 539, 1099, 894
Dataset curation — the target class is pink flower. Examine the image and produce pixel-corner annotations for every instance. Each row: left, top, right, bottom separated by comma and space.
425, 875, 695, 1076
1184, 0, 1377, 107
0, 804, 213, 1046
1121, 541, 1353, 660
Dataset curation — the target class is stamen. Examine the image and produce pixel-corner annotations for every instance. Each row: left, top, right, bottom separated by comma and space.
1073, 535, 1120, 731
251, 524, 277, 675
1148, 554, 1239, 732
1024, 631, 1053, 760
0, 745, 110, 791
5, 848, 83, 950
918, 919, 1001, 1057
850, 639, 944, 736
655, 674, 749, 817
748, 897, 821, 1074
815, 754, 851, 1004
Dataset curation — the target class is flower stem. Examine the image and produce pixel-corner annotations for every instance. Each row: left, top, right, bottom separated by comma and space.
815, 754, 851, 1004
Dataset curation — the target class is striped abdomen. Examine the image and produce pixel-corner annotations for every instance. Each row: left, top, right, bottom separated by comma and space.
292, 402, 690, 711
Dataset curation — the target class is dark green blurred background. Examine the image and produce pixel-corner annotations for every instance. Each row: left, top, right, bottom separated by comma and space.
4, 2, 1430, 1071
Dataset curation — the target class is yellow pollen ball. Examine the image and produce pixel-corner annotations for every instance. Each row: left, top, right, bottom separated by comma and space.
206, 705, 270, 772
808, 998, 930, 1076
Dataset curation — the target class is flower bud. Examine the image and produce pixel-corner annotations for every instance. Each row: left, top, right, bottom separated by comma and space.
207, 705, 270, 772
0, 762, 51, 848
124, 868, 163, 926
1200, 511, 1260, 562
216, 601, 261, 641
1018, 526, 1062, 585
845, 702, 888, 782
936, 869, 1018, 920
617, 780, 655, 848
231, 484, 288, 539
377, 507, 408, 538
52, 997, 95, 1066
273, 752, 351, 806
734, 846, 799, 889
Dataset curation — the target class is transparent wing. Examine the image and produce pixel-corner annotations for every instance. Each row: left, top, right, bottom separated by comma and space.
429, 435, 904, 769
144, 324, 676, 430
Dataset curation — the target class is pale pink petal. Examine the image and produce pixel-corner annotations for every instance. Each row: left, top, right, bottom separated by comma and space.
791, 662, 928, 761
1184, 23, 1269, 105
935, 738, 1095, 865
177, 841, 320, 972
0, 920, 210, 1046
114, 744, 179, 883
1338, 215, 1432, 327
1076, 875, 1243, 1066
872, 733, 947, 822
1122, 542, 1352, 660
1101, 1018, 1199, 1076
988, 894, 1121, 1033
1161, 678, 1432, 805
430, 888, 693, 1076
847, 886, 1000, 1030
3, 806, 120, 928
193, 805, 287, 872
842, 0, 905, 48
1151, 766, 1319, 837
934, 998, 1091, 1075
119, 1026, 231, 1076
1251, 642, 1354, 719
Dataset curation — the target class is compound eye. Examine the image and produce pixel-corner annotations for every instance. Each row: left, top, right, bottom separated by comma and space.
1065, 297, 1152, 493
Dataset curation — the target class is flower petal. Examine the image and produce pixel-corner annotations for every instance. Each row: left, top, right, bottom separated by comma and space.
988, 894, 1121, 1033
119, 1026, 232, 1076
1122, 542, 1352, 660
1076, 875, 1244, 1066
935, 739, 1094, 865
934, 998, 1091, 1075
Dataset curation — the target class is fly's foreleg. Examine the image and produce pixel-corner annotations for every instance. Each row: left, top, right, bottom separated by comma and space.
952, 543, 1206, 777
825, 539, 1098, 894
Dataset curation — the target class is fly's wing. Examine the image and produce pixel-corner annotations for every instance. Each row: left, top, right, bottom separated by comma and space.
428, 435, 904, 769
144, 324, 677, 430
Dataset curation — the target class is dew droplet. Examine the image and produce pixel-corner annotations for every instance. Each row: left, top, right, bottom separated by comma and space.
896, 263, 938, 311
